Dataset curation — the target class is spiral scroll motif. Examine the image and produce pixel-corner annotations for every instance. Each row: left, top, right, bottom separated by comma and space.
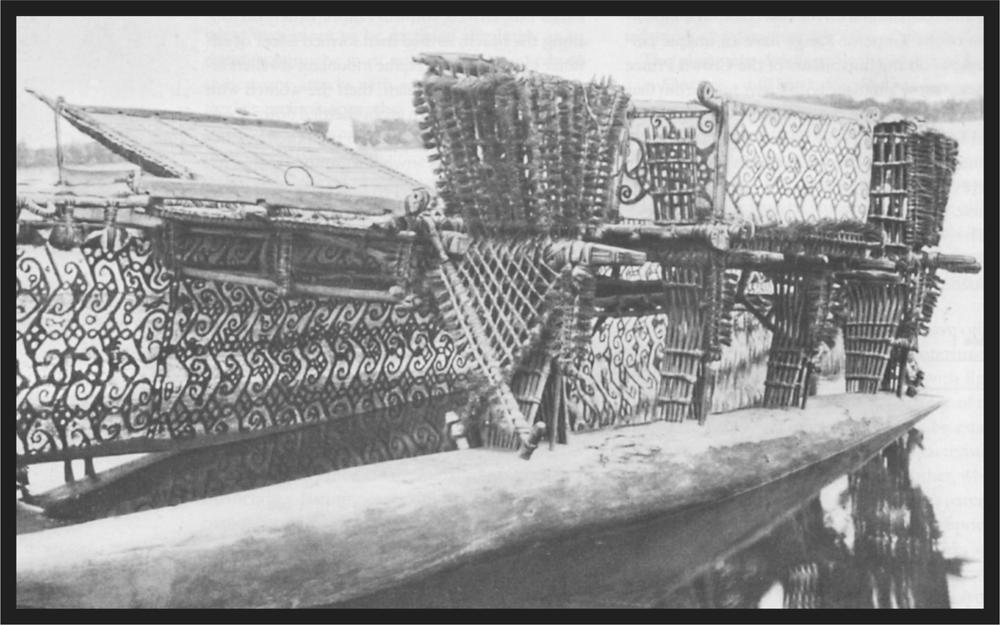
16, 232, 472, 461
723, 100, 874, 224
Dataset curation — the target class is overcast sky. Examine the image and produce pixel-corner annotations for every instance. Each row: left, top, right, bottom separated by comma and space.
17, 16, 983, 146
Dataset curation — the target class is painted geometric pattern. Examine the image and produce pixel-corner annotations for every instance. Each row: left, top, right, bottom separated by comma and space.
564, 309, 768, 431
563, 263, 660, 430
16, 236, 173, 458
564, 261, 771, 430
16, 234, 470, 460
564, 314, 665, 431
723, 101, 873, 224
18, 236, 776, 458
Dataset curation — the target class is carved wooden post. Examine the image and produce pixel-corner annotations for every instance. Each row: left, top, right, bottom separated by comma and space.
267, 231, 293, 296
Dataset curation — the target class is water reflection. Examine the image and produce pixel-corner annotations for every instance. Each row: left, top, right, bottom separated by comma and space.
658, 429, 959, 609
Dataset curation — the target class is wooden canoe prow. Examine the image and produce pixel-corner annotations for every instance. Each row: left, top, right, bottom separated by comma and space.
16, 393, 943, 609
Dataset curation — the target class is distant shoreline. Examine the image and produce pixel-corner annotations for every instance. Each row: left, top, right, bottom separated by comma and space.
764, 94, 983, 123
17, 107, 985, 167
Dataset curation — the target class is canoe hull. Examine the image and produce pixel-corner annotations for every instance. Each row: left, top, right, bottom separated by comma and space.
16, 393, 943, 609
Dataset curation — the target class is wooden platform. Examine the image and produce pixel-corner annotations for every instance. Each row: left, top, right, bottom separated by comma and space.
16, 393, 943, 609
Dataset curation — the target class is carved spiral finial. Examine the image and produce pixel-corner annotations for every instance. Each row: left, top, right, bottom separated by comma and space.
404, 187, 432, 216
860, 106, 881, 127
697, 81, 721, 111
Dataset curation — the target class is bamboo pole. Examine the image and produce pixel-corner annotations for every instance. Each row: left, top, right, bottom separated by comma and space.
53, 97, 66, 186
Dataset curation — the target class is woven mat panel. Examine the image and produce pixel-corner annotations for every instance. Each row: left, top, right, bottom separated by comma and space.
842, 280, 907, 394
563, 262, 659, 430
16, 233, 471, 463
564, 314, 663, 431
711, 311, 773, 413
559, 260, 750, 429
414, 54, 630, 235
721, 100, 874, 225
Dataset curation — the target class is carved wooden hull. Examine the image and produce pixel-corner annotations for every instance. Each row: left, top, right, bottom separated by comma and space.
16, 393, 943, 608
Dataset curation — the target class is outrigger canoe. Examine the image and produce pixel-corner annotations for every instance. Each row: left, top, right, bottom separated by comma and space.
17, 392, 941, 608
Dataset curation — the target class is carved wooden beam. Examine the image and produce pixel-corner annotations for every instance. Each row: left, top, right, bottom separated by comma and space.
834, 270, 903, 283
697, 81, 881, 126
546, 241, 647, 269
588, 223, 736, 251
179, 267, 403, 303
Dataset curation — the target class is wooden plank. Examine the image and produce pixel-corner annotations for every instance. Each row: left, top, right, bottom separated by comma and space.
74, 103, 303, 130
59, 166, 138, 186
26, 452, 178, 521
293, 283, 402, 303
591, 223, 734, 249
134, 177, 401, 216
835, 270, 903, 283
629, 100, 710, 117
180, 267, 279, 290
17, 199, 163, 230
16, 393, 943, 608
